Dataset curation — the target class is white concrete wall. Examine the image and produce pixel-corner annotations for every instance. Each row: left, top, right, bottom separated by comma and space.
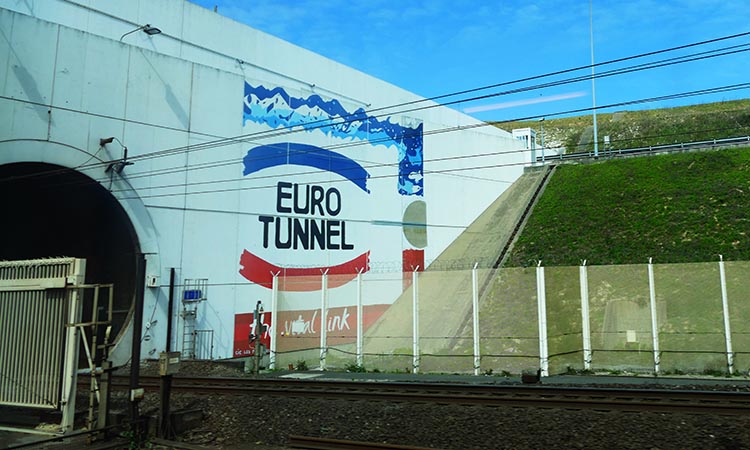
0, 1, 528, 361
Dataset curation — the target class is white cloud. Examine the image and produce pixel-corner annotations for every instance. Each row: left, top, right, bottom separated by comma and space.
464, 91, 587, 113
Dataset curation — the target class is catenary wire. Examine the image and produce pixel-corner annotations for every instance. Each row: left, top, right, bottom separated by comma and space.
119, 32, 750, 161
6, 83, 749, 197
1, 45, 747, 199
118, 43, 750, 162
103, 83, 750, 200
0, 31, 747, 188
1, 43, 747, 197
2, 47, 747, 196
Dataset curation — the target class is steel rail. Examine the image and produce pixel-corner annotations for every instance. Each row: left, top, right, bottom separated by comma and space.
95, 375, 750, 415
137, 375, 747, 400
288, 435, 434, 450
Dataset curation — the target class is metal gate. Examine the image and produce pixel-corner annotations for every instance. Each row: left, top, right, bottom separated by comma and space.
0, 257, 85, 433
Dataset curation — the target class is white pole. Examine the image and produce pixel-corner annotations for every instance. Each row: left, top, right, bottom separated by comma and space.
540, 118, 546, 164
320, 271, 328, 370
536, 261, 549, 377
356, 269, 364, 367
60, 258, 85, 433
718, 255, 734, 375
472, 263, 480, 376
269, 271, 279, 370
412, 266, 420, 374
579, 260, 592, 371
648, 258, 660, 375
61, 287, 82, 433
590, 0, 599, 158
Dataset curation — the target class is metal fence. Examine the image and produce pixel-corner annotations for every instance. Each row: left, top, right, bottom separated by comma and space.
535, 135, 750, 163
0, 258, 85, 433
248, 258, 749, 377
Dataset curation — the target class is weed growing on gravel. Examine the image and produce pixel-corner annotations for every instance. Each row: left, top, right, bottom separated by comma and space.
120, 428, 152, 450
345, 362, 367, 372
702, 367, 729, 377
564, 366, 596, 376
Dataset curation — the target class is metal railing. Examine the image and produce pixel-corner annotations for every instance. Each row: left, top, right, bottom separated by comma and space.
536, 135, 750, 163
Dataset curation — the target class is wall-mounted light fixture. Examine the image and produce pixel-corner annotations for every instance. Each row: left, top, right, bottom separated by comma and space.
120, 24, 162, 41
142, 24, 162, 36
100, 136, 134, 174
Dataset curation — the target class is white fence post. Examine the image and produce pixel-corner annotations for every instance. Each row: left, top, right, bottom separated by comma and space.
648, 258, 660, 375
269, 271, 279, 370
60, 259, 85, 433
579, 260, 592, 371
412, 266, 420, 374
536, 261, 549, 377
356, 269, 364, 368
472, 263, 480, 376
320, 271, 328, 370
719, 255, 734, 375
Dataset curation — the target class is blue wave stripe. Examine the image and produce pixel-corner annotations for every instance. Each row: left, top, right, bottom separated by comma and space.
243, 83, 423, 196
243, 143, 370, 193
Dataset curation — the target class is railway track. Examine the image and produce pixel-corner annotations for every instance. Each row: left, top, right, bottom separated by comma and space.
92, 375, 750, 416
287, 435, 434, 450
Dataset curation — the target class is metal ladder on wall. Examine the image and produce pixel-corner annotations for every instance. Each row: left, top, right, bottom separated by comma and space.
181, 278, 207, 359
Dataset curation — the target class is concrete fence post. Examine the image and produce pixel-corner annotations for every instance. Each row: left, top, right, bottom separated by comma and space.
648, 258, 660, 375
719, 255, 735, 375
579, 260, 592, 371
356, 269, 364, 368
412, 267, 420, 374
472, 263, 480, 376
269, 271, 279, 370
536, 261, 549, 377
320, 271, 329, 370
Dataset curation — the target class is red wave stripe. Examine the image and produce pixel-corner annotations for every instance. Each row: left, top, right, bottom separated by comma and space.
239, 250, 370, 291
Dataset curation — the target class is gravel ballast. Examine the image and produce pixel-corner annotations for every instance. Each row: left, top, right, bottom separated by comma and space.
107, 361, 750, 449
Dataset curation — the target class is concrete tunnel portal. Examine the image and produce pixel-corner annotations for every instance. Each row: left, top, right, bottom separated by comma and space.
0, 162, 139, 346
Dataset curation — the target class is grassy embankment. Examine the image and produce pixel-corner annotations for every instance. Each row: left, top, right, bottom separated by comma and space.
506, 146, 750, 267
455, 102, 750, 375
494, 99, 750, 153
480, 146, 750, 374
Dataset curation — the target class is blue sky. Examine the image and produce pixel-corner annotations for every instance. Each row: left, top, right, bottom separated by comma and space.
187, 0, 749, 122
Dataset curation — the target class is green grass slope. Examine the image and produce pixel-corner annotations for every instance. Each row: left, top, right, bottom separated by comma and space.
494, 99, 750, 153
507, 147, 750, 267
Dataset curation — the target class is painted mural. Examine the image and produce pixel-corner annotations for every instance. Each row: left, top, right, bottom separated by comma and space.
238, 142, 372, 290
238, 83, 426, 292
242, 83, 423, 196
235, 82, 427, 357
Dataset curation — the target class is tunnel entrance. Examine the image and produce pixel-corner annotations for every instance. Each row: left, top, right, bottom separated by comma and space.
0, 162, 138, 341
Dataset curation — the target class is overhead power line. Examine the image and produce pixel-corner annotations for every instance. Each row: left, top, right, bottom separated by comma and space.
124, 40, 750, 163
5, 82, 749, 197
1, 32, 748, 192
104, 83, 748, 201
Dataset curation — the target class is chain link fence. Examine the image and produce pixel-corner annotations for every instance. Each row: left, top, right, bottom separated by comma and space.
258, 259, 749, 377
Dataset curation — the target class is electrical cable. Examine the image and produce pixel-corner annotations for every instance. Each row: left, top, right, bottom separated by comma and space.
1, 31, 747, 188
4, 82, 749, 198
115, 32, 750, 161
117, 43, 750, 163
105, 83, 750, 200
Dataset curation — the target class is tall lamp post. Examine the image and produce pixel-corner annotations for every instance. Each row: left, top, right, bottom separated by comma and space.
590, 0, 599, 158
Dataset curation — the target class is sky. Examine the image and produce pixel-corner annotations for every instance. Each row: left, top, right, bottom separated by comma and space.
186, 0, 749, 122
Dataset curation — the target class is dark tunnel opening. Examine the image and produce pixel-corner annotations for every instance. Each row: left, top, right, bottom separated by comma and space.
0, 162, 138, 352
